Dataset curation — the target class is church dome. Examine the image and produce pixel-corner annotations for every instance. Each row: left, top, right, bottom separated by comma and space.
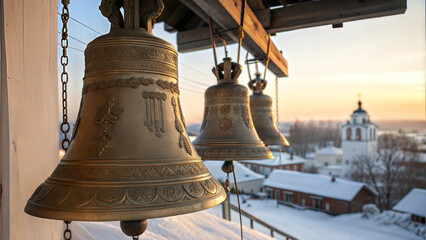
353, 100, 367, 114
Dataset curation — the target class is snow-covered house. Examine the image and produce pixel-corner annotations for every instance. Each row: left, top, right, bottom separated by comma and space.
203, 161, 265, 194
393, 188, 426, 223
240, 151, 306, 177
263, 170, 377, 214
315, 141, 344, 177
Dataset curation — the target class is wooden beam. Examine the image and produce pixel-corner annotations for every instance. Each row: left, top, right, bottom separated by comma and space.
177, 26, 236, 52
180, 0, 289, 77
268, 0, 407, 33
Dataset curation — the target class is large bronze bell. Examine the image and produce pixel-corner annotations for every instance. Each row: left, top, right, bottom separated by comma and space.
248, 73, 289, 146
25, 0, 225, 237
192, 58, 272, 160
248, 73, 290, 146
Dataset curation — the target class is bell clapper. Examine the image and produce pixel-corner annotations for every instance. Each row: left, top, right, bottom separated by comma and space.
120, 220, 148, 239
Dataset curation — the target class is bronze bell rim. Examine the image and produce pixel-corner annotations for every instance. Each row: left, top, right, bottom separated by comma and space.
194, 146, 273, 161
24, 187, 226, 221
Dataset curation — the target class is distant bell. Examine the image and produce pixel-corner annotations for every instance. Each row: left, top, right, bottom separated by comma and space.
25, 0, 225, 228
193, 58, 272, 160
248, 73, 289, 146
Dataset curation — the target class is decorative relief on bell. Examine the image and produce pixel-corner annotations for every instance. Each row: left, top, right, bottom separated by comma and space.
82, 77, 154, 95
142, 91, 167, 137
172, 96, 192, 155
220, 105, 230, 114
29, 177, 223, 220
218, 118, 232, 132
233, 105, 253, 129
95, 95, 124, 156
128, 187, 156, 204
50, 162, 208, 181
156, 79, 179, 94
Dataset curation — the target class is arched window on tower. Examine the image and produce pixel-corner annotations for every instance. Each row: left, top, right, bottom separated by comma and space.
369, 128, 373, 141
356, 128, 361, 140
373, 128, 376, 140
346, 128, 352, 140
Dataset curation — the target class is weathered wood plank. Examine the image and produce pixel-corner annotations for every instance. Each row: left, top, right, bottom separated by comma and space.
181, 0, 289, 77
268, 0, 407, 33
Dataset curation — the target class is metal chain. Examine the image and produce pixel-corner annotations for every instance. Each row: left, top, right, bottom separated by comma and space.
275, 76, 282, 162
60, 1, 72, 239
60, 0, 71, 151
64, 221, 72, 240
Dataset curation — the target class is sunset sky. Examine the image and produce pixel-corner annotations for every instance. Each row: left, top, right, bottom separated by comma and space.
62, 0, 425, 124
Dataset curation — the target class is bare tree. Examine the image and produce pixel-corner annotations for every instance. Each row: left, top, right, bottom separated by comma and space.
288, 119, 341, 157
351, 134, 423, 210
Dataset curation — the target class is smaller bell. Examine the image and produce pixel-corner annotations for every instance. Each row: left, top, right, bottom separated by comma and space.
193, 58, 272, 160
248, 73, 289, 146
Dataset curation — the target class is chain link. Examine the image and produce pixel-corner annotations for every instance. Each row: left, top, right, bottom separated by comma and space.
64, 221, 72, 240
60, 0, 71, 151
60, 1, 72, 239
275, 76, 282, 162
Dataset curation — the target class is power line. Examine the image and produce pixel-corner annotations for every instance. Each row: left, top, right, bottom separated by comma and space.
58, 12, 103, 35
57, 43, 84, 53
58, 31, 88, 46
180, 82, 207, 92
179, 62, 216, 81
180, 87, 204, 95
180, 76, 211, 87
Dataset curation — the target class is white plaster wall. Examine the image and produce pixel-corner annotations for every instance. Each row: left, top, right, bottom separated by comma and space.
341, 140, 376, 178
314, 154, 341, 166
1, 0, 62, 239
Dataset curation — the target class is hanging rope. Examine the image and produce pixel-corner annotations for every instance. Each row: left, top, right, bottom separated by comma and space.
263, 34, 271, 81
215, 29, 228, 58
208, 16, 219, 79
231, 162, 244, 240
236, 0, 247, 64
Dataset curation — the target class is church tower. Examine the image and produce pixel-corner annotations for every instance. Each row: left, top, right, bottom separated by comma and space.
341, 96, 378, 178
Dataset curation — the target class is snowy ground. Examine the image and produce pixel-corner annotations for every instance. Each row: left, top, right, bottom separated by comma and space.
73, 211, 273, 240
205, 195, 424, 240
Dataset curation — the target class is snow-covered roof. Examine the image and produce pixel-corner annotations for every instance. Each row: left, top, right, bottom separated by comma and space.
393, 188, 426, 217
241, 151, 306, 166
74, 211, 273, 240
316, 142, 343, 155
264, 170, 375, 201
204, 161, 264, 184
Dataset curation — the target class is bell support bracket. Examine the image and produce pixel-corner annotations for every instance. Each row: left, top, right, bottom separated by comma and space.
100, 0, 164, 32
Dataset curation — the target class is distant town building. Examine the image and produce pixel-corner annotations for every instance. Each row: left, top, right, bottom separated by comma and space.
241, 151, 306, 177
203, 161, 265, 194
303, 152, 316, 169
393, 188, 426, 224
314, 141, 344, 177
341, 98, 378, 178
264, 170, 377, 214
